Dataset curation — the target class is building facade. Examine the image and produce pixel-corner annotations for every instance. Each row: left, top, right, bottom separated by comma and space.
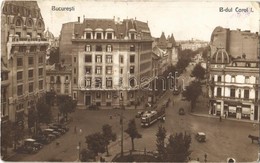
153, 32, 180, 75
59, 17, 153, 107
46, 63, 72, 99
208, 48, 259, 121
1, 1, 48, 127
210, 26, 259, 60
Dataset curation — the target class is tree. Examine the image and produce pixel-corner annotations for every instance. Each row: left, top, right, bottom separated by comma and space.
102, 124, 117, 156
80, 148, 95, 162
85, 132, 106, 158
165, 132, 192, 162
1, 121, 13, 158
58, 95, 77, 121
191, 64, 206, 81
156, 125, 167, 161
182, 81, 202, 112
37, 98, 52, 124
125, 119, 142, 151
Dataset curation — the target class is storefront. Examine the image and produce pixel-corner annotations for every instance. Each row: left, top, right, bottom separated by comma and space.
241, 105, 251, 120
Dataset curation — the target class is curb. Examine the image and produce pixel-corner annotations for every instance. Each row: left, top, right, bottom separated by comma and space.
189, 113, 259, 124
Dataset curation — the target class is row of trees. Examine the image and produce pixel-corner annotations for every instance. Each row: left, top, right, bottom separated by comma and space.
82, 119, 192, 162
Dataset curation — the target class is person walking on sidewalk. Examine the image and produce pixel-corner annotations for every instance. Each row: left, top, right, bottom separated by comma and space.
219, 116, 222, 122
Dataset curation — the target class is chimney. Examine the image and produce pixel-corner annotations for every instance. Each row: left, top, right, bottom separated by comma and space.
78, 17, 80, 23
237, 28, 241, 31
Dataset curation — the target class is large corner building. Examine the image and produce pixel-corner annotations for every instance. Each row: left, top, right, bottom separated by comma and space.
59, 17, 153, 107
208, 26, 259, 121
1, 1, 48, 127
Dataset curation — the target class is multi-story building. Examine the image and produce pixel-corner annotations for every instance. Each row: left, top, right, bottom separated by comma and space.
208, 27, 259, 121
153, 32, 179, 74
1, 1, 48, 127
210, 26, 258, 60
46, 63, 72, 100
59, 17, 153, 107
180, 39, 208, 51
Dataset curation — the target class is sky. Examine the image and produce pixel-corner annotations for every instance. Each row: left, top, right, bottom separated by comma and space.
38, 0, 259, 41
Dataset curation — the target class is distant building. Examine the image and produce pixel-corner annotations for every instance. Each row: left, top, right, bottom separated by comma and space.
59, 17, 153, 107
180, 39, 208, 51
208, 30, 259, 121
46, 63, 72, 105
210, 26, 259, 60
153, 32, 180, 74
1, 1, 48, 127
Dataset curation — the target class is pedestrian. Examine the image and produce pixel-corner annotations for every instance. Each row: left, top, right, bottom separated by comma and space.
219, 116, 222, 122
224, 112, 227, 119
74, 126, 77, 134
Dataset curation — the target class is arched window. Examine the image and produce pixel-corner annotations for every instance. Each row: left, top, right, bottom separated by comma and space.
27, 19, 33, 27
16, 19, 22, 26
38, 21, 42, 28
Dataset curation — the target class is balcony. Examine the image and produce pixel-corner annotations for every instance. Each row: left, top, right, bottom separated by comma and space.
7, 36, 48, 46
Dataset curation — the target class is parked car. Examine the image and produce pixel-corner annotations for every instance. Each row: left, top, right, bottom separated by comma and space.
43, 129, 61, 138
52, 123, 69, 132
50, 126, 66, 134
135, 111, 144, 118
195, 132, 206, 142
179, 108, 185, 115
32, 134, 51, 144
16, 139, 42, 154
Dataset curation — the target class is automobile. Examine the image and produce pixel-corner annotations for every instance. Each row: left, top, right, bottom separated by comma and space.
52, 123, 69, 132
49, 125, 66, 134
135, 111, 144, 118
16, 139, 42, 154
179, 108, 185, 115
43, 129, 61, 138
24, 138, 43, 150
32, 134, 51, 144
16, 143, 38, 154
195, 132, 206, 142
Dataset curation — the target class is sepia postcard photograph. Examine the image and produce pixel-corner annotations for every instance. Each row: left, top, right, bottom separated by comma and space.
1, 0, 259, 162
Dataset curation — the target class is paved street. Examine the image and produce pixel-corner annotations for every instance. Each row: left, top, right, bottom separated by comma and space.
8, 64, 259, 162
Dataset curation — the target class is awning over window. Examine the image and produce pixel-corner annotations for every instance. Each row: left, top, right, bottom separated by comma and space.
242, 107, 251, 114
228, 106, 236, 113
224, 101, 242, 106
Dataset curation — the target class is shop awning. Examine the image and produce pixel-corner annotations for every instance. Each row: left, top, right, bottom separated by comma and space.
224, 101, 242, 106
228, 106, 236, 113
242, 107, 251, 114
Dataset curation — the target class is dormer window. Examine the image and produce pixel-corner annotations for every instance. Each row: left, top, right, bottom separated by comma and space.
107, 33, 112, 39
27, 19, 33, 27
86, 33, 91, 39
130, 33, 135, 40
96, 33, 102, 39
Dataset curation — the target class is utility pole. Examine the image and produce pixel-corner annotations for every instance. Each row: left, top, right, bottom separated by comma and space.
120, 109, 123, 157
